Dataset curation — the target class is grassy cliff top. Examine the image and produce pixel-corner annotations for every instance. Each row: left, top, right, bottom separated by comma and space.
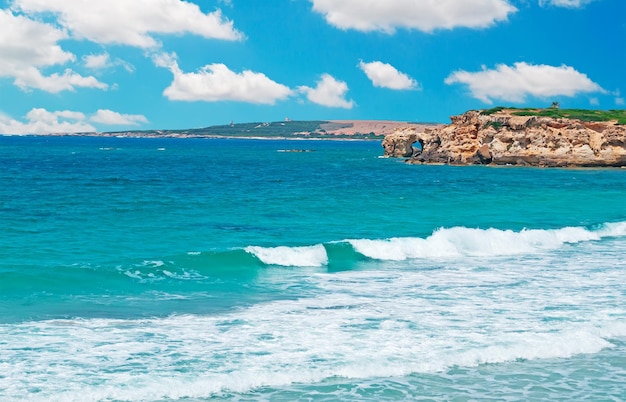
480, 107, 626, 124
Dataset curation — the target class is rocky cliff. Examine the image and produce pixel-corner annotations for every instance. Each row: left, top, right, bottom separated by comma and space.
382, 109, 626, 167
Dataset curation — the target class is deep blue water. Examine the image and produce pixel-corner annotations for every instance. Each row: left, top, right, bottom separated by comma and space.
1, 136, 625, 401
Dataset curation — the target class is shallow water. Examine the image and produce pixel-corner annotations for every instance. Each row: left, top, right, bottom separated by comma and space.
1, 136, 625, 400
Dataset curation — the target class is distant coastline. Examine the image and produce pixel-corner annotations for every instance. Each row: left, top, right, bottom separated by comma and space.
2, 120, 439, 140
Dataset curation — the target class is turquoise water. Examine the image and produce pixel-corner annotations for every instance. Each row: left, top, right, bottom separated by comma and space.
1, 136, 625, 401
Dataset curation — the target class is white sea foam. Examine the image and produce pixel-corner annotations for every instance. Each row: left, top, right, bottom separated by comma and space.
121, 265, 205, 282
597, 220, 626, 237
347, 224, 612, 260
1, 301, 623, 401
2, 224, 625, 400
245, 244, 328, 267
142, 260, 166, 267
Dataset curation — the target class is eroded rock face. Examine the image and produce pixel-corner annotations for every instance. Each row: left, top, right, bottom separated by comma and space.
381, 131, 419, 158
382, 110, 626, 167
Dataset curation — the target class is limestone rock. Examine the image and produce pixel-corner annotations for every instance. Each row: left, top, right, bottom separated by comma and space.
475, 144, 493, 164
383, 109, 626, 167
381, 131, 419, 158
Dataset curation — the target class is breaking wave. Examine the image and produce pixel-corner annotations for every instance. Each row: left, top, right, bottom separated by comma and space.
245, 221, 626, 266
245, 244, 328, 267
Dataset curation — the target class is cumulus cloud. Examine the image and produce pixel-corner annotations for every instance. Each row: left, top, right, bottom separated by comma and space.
153, 54, 292, 104
0, 9, 72, 72
444, 62, 605, 103
90, 109, 148, 125
0, 9, 107, 92
13, 0, 243, 48
0, 108, 95, 135
2, 1, 240, 92
358, 60, 418, 90
298, 74, 355, 109
14, 67, 108, 93
0, 9, 106, 91
0, 107, 149, 135
309, 0, 516, 33
28, 108, 86, 122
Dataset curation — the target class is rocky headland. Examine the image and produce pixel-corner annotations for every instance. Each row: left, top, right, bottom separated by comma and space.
382, 108, 626, 167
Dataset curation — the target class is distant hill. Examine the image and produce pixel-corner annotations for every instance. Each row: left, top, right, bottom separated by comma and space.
98, 120, 437, 139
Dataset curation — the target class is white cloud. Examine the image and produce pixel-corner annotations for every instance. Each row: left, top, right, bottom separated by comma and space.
0, 9, 72, 72
0, 9, 107, 92
91, 109, 148, 125
358, 60, 418, 90
153, 55, 292, 104
0, 107, 150, 135
13, 0, 243, 48
27, 108, 86, 122
445, 62, 605, 103
589, 97, 599, 106
151, 52, 179, 70
538, 0, 595, 8
298, 74, 355, 109
309, 0, 516, 33
0, 108, 95, 135
83, 53, 111, 69
616, 98, 625, 106
0, 9, 75, 77
14, 67, 108, 93
83, 52, 135, 73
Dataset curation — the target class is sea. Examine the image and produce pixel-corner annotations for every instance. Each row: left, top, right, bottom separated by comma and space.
1, 135, 625, 401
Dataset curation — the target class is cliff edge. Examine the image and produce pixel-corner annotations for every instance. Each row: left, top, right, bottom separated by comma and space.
382, 109, 626, 167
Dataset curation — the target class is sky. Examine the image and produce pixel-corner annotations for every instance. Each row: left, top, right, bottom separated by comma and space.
0, 0, 624, 134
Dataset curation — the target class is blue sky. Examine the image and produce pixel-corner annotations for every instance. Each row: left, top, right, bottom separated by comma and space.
0, 0, 624, 134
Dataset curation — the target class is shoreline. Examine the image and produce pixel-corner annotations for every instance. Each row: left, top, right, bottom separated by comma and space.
0, 119, 435, 141
1, 133, 384, 141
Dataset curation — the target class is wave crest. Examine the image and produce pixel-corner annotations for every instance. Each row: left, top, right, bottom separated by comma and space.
245, 244, 328, 267
348, 224, 614, 261
243, 222, 626, 265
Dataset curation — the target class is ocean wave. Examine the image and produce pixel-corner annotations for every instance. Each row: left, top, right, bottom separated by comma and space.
245, 244, 328, 267
2, 312, 624, 401
347, 225, 606, 260
4, 222, 623, 298
8, 222, 622, 302
596, 220, 626, 237
229, 221, 624, 267
3, 223, 626, 400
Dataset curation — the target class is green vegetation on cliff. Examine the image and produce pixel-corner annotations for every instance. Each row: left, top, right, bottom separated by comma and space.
184, 120, 326, 137
479, 106, 507, 115
480, 107, 626, 124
